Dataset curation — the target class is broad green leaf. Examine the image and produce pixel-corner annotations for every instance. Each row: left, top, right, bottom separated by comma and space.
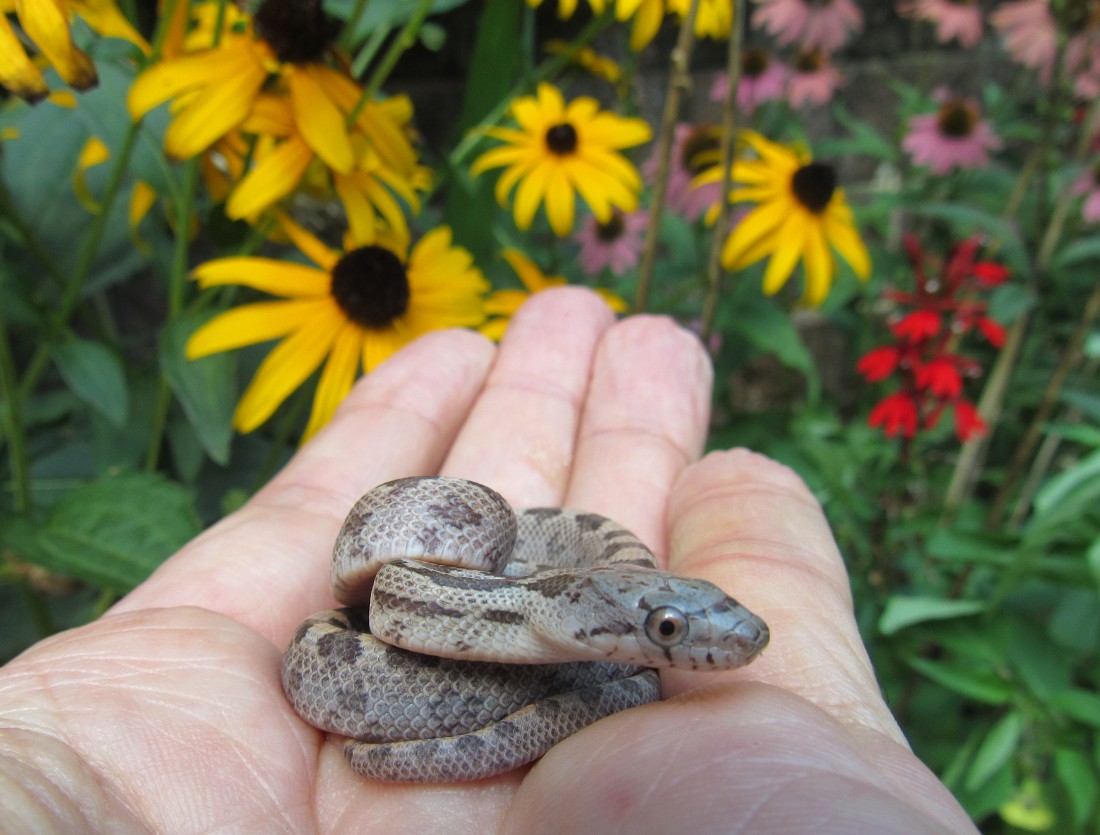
1051, 234, 1100, 270
52, 338, 129, 428
11, 473, 201, 593
879, 596, 986, 635
1088, 538, 1100, 592
988, 283, 1035, 325
966, 712, 1023, 793
1048, 588, 1100, 653
1031, 449, 1100, 532
926, 527, 1017, 565
159, 315, 235, 466
726, 298, 821, 401
906, 656, 1013, 704
911, 203, 1029, 273
1052, 689, 1100, 730
1054, 747, 1098, 827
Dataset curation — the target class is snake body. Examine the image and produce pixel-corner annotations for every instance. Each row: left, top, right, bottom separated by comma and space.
282, 476, 769, 782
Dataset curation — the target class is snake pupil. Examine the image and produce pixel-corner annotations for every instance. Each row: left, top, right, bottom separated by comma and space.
645, 606, 688, 646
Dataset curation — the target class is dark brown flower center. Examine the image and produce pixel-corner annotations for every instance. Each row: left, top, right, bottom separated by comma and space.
791, 163, 837, 213
794, 49, 826, 73
742, 47, 770, 78
596, 212, 625, 242
254, 0, 341, 64
545, 123, 579, 156
681, 127, 720, 176
936, 99, 978, 138
330, 246, 410, 328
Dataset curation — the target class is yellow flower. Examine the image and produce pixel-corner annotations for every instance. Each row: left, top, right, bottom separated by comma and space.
696, 130, 870, 306
186, 217, 487, 440
471, 83, 651, 237
544, 41, 622, 83
667, 0, 733, 39
481, 248, 627, 340
0, 0, 147, 101
527, 0, 646, 20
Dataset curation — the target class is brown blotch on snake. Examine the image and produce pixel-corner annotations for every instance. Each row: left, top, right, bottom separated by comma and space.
282, 476, 769, 783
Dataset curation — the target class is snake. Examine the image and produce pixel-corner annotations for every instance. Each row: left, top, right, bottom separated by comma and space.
281, 476, 769, 783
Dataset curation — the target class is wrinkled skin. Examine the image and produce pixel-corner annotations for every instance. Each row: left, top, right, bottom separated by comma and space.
0, 289, 978, 834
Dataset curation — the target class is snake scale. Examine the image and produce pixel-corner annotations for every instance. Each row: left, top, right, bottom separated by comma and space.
281, 476, 769, 782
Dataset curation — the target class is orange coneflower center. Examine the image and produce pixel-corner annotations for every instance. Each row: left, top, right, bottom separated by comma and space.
596, 211, 626, 242
742, 47, 770, 78
254, 0, 341, 64
791, 162, 837, 213
681, 127, 720, 176
936, 99, 978, 138
545, 124, 579, 156
331, 246, 410, 328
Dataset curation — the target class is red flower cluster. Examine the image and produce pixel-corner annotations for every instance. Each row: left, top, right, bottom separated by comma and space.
858, 235, 1008, 442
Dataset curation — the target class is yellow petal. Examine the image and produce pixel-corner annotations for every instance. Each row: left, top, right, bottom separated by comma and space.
156, 46, 267, 158
192, 256, 331, 296
761, 214, 806, 295
234, 307, 343, 432
302, 321, 362, 441
513, 160, 552, 230
361, 325, 406, 372
544, 167, 575, 235
277, 213, 341, 271
69, 0, 150, 54
722, 199, 788, 270
290, 66, 354, 174
186, 299, 329, 358
72, 136, 110, 211
226, 135, 312, 219
0, 15, 48, 101
824, 200, 872, 279
800, 219, 833, 306
16, 0, 97, 88
129, 180, 156, 228
629, 0, 664, 50
128, 46, 246, 118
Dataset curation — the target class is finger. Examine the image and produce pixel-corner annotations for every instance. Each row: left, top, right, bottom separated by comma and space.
442, 287, 616, 507
663, 449, 906, 745
113, 329, 496, 643
565, 316, 712, 563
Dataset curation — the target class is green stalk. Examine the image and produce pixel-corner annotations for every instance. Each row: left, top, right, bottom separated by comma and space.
701, 0, 746, 342
634, 0, 702, 313
0, 283, 31, 513
346, 0, 434, 126
340, 0, 372, 52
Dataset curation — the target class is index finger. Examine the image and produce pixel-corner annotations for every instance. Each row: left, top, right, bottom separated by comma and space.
664, 449, 906, 745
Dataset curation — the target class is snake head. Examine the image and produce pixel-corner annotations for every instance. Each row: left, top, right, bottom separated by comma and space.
548, 568, 770, 670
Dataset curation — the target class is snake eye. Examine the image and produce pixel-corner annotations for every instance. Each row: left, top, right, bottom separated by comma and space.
645, 606, 689, 647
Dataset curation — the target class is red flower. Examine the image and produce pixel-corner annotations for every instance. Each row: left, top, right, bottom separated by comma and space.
972, 262, 1009, 286
857, 346, 900, 381
953, 400, 986, 441
892, 309, 941, 342
975, 316, 1005, 348
915, 356, 963, 398
869, 392, 919, 438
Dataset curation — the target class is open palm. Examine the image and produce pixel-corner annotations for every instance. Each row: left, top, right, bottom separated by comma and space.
0, 290, 976, 834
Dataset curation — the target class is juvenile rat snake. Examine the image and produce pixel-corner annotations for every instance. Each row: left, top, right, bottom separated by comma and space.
281, 476, 769, 782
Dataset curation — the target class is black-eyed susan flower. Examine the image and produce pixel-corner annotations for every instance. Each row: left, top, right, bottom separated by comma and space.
127, 0, 342, 161
186, 217, 488, 439
1, 0, 148, 101
481, 248, 627, 340
696, 130, 870, 306
471, 83, 651, 237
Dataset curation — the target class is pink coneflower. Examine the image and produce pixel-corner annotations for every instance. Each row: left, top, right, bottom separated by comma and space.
710, 46, 789, 113
643, 123, 722, 222
1073, 163, 1100, 224
786, 48, 845, 108
1066, 31, 1100, 100
751, 0, 863, 53
990, 0, 1057, 82
574, 209, 648, 276
902, 94, 1002, 175
897, 0, 984, 48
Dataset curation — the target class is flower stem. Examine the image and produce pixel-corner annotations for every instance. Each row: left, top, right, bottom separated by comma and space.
349, 0, 434, 123
701, 0, 746, 342
634, 0, 702, 313
0, 283, 31, 513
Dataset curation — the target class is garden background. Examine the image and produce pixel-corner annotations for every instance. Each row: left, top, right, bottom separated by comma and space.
1, 0, 1099, 831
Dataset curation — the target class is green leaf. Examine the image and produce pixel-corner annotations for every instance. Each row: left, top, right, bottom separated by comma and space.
1052, 689, 1100, 730
726, 298, 820, 401
1054, 747, 1098, 827
51, 338, 129, 428
910, 203, 1029, 273
966, 712, 1023, 793
7, 473, 201, 593
1031, 448, 1100, 528
159, 315, 235, 465
879, 596, 986, 635
906, 656, 1013, 704
1051, 234, 1100, 270
1088, 537, 1100, 591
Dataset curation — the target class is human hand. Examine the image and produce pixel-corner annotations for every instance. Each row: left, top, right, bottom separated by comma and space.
0, 289, 976, 833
